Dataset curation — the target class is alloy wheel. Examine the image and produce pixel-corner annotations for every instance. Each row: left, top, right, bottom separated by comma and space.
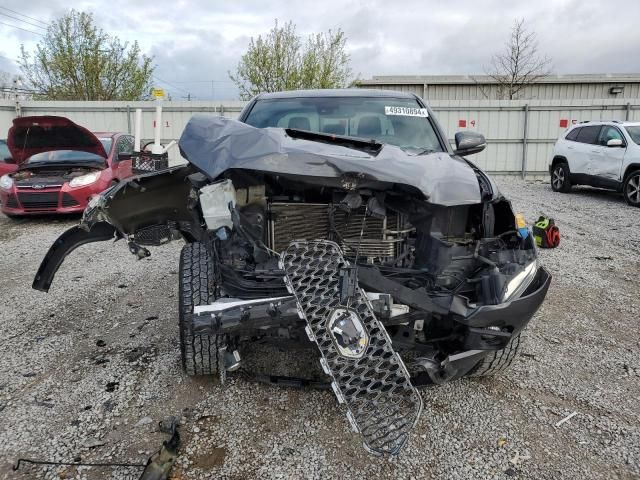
552, 167, 565, 190
626, 174, 640, 205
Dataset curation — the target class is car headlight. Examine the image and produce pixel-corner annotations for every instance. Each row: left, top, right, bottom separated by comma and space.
69, 171, 101, 187
0, 174, 13, 191
502, 259, 538, 302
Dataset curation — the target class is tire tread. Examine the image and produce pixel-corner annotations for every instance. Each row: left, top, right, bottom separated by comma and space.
467, 334, 522, 377
179, 242, 222, 376
623, 169, 640, 207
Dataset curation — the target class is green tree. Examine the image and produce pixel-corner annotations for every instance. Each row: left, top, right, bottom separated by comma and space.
19, 10, 154, 100
230, 20, 351, 100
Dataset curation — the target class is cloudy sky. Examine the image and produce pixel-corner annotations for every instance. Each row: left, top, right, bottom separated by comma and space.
0, 0, 638, 100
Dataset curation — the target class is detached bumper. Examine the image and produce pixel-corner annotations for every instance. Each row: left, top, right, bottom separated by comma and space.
454, 266, 551, 350
186, 267, 551, 346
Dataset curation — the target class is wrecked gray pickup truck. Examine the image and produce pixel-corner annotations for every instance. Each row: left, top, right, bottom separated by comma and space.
33, 89, 550, 455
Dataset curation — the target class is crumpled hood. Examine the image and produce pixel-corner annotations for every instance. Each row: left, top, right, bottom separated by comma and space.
7, 116, 107, 164
179, 115, 482, 206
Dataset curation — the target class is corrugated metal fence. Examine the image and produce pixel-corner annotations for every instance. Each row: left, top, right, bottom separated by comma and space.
1, 98, 639, 175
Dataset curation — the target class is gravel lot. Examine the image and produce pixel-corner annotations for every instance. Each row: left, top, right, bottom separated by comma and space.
0, 177, 638, 480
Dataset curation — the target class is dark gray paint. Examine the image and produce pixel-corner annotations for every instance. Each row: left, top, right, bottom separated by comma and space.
178, 115, 482, 206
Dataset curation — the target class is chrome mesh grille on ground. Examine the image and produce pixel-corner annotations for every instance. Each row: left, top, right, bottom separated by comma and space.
269, 203, 401, 260
280, 240, 423, 455
17, 192, 59, 210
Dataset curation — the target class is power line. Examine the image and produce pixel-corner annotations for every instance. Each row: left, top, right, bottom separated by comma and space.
0, 19, 44, 36
0, 11, 47, 30
0, 7, 48, 26
152, 74, 190, 96
153, 75, 190, 94
162, 79, 236, 84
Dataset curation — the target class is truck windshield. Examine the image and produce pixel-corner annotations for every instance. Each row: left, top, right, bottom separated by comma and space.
244, 96, 444, 153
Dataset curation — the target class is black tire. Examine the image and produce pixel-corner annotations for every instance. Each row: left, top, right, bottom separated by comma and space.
179, 241, 224, 376
551, 162, 572, 193
623, 170, 640, 207
466, 333, 522, 377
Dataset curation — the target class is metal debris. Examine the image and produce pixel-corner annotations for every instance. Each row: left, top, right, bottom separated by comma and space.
555, 411, 578, 427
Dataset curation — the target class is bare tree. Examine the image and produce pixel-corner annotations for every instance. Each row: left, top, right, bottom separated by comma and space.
482, 19, 552, 99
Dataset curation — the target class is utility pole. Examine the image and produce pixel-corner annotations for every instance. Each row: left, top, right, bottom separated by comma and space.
13, 77, 21, 118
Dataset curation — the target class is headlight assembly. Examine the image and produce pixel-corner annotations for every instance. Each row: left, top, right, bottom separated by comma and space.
69, 171, 101, 187
0, 174, 14, 191
502, 260, 538, 302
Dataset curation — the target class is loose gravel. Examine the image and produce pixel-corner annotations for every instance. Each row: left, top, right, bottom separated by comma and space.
0, 178, 638, 479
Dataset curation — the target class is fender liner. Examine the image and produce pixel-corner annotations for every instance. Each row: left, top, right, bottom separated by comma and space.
32, 222, 117, 292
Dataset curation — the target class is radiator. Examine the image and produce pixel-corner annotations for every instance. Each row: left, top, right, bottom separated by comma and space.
268, 203, 404, 259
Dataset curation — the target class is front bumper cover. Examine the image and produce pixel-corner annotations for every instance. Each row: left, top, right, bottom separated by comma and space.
185, 267, 551, 347
454, 266, 551, 350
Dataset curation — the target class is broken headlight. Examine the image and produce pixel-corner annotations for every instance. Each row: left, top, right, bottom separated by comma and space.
502, 259, 538, 302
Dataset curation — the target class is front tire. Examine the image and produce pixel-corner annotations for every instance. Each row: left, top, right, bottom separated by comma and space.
466, 334, 522, 377
179, 241, 225, 376
551, 162, 572, 193
623, 170, 640, 207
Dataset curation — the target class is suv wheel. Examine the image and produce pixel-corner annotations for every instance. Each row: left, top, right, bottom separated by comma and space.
178, 241, 226, 376
623, 170, 640, 207
551, 162, 572, 193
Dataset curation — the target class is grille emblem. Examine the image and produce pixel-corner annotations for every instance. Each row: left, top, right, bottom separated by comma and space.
327, 308, 368, 358
32, 184, 46, 189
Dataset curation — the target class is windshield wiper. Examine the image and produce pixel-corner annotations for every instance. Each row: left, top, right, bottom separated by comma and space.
285, 128, 383, 155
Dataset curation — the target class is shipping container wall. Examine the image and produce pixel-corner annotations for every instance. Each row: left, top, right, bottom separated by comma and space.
1, 99, 638, 174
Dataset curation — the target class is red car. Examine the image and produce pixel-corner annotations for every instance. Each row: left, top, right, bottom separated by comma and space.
0, 116, 135, 217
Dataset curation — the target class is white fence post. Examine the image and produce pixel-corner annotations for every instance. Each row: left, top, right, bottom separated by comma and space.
522, 104, 529, 179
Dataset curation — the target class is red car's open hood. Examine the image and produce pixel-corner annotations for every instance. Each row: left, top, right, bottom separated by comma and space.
7, 116, 107, 164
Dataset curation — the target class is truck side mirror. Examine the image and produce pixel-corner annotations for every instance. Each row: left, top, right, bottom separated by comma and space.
454, 131, 486, 156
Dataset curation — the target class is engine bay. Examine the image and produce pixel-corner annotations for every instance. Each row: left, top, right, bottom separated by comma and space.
205, 171, 538, 309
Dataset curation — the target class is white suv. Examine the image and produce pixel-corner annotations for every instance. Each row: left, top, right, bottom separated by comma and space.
549, 121, 640, 207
